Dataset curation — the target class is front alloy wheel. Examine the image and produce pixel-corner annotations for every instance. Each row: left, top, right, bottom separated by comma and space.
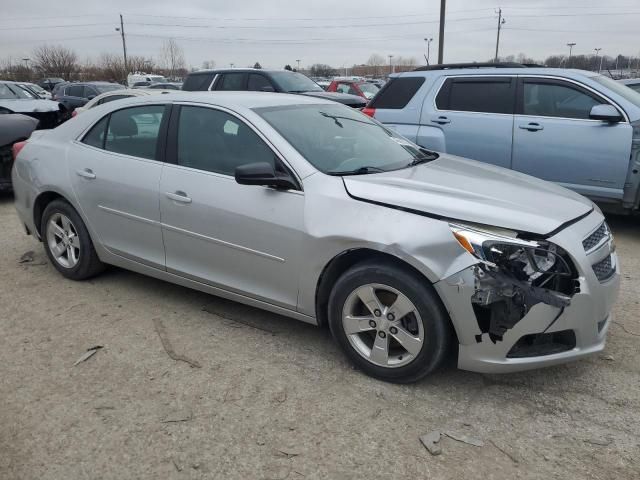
328, 260, 452, 383
342, 284, 424, 368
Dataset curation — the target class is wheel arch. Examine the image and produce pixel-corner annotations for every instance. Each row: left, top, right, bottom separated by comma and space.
315, 248, 438, 329
33, 190, 72, 237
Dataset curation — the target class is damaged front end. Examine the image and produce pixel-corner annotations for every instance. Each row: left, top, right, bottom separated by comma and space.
449, 224, 578, 343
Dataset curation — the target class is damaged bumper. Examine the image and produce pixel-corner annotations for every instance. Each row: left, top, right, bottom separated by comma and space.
435, 210, 620, 374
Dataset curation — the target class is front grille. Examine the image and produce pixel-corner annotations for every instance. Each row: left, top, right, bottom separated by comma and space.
592, 255, 615, 282
583, 222, 609, 252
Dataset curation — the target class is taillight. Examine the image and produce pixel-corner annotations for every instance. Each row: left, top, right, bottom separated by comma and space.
362, 107, 376, 117
71, 110, 78, 118
12, 141, 27, 160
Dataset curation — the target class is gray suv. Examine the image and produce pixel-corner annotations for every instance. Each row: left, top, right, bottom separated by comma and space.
364, 63, 640, 215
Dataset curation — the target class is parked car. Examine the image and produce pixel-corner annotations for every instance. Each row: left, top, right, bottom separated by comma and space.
12, 92, 619, 382
618, 78, 640, 94
73, 88, 176, 116
326, 78, 380, 100
364, 63, 640, 215
38, 77, 66, 92
367, 79, 386, 89
17, 82, 52, 100
0, 114, 38, 191
127, 73, 168, 88
53, 82, 125, 112
182, 69, 367, 108
0, 81, 64, 129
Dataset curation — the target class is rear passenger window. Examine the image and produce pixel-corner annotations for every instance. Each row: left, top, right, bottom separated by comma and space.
67, 85, 84, 97
105, 105, 165, 160
217, 73, 246, 91
437, 78, 514, 114
176, 106, 275, 175
182, 73, 215, 91
82, 116, 109, 149
368, 77, 425, 109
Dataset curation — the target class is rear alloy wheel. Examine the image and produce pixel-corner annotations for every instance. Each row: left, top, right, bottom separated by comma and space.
41, 199, 105, 280
328, 261, 452, 383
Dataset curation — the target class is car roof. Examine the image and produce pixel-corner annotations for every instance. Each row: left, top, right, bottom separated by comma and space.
105, 91, 336, 109
393, 67, 599, 78
188, 68, 294, 75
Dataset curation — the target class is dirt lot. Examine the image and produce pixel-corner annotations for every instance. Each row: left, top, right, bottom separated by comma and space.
1, 193, 639, 480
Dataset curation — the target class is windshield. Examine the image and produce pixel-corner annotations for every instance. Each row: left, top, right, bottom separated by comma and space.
590, 74, 640, 108
95, 84, 125, 93
26, 83, 46, 94
358, 82, 379, 99
149, 76, 167, 83
0, 83, 32, 99
270, 71, 324, 93
255, 103, 436, 174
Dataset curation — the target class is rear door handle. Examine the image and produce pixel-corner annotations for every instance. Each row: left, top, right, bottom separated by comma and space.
431, 116, 451, 125
76, 168, 96, 179
519, 122, 544, 132
165, 191, 192, 204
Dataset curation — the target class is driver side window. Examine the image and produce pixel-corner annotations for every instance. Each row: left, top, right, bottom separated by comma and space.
522, 80, 603, 120
176, 106, 276, 176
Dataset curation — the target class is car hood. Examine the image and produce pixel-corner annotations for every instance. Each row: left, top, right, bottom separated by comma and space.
342, 155, 593, 236
0, 99, 61, 113
297, 91, 366, 106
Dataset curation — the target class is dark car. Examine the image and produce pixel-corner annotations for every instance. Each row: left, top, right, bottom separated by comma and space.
53, 82, 125, 111
38, 77, 66, 92
0, 114, 38, 191
146, 82, 182, 90
182, 69, 367, 108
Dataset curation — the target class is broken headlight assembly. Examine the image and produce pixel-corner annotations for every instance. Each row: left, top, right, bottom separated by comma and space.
450, 224, 578, 342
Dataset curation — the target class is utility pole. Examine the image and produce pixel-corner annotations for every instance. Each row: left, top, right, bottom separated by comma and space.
115, 15, 128, 76
594, 48, 602, 73
566, 42, 576, 67
424, 38, 433, 65
437, 0, 446, 64
388, 55, 394, 74
494, 8, 505, 63
296, 59, 301, 71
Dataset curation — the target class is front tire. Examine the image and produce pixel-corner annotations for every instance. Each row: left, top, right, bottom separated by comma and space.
41, 199, 104, 280
328, 260, 452, 383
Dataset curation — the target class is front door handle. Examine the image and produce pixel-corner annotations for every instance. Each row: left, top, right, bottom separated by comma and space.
165, 191, 192, 204
519, 122, 544, 132
431, 116, 451, 125
76, 168, 96, 179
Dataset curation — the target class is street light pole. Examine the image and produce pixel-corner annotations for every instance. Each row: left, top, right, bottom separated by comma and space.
388, 55, 394, 74
296, 59, 301, 71
594, 48, 602, 73
424, 38, 433, 65
566, 42, 576, 67
437, 0, 446, 64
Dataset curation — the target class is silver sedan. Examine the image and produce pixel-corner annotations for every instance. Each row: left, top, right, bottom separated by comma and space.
12, 92, 619, 382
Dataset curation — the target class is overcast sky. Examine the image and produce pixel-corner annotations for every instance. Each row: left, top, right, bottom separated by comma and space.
1, 0, 639, 70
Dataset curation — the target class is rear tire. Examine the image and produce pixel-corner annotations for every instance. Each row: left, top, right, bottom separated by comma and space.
41, 199, 104, 280
328, 260, 452, 383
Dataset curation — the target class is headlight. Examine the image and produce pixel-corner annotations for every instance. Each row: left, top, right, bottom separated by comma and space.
449, 223, 571, 280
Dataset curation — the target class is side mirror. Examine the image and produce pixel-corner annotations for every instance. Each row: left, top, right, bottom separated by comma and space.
235, 162, 297, 190
589, 104, 622, 123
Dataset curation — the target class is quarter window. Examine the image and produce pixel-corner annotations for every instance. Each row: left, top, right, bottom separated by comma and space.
522, 81, 602, 119
437, 78, 514, 114
104, 105, 165, 160
67, 85, 84, 97
368, 77, 425, 109
182, 73, 216, 91
176, 106, 275, 175
82, 116, 109, 149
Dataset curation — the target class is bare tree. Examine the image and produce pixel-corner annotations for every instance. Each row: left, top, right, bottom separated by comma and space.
366, 54, 386, 76
201, 60, 216, 70
160, 38, 186, 80
98, 53, 126, 83
128, 55, 155, 73
32, 45, 78, 80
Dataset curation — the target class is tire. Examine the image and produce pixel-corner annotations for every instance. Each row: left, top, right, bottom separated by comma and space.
41, 199, 105, 280
328, 260, 452, 383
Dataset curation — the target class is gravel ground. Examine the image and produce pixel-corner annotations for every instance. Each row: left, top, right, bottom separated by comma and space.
1, 192, 639, 480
